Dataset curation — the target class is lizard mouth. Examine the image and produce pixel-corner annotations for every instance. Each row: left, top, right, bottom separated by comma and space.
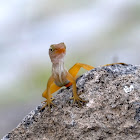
56, 48, 66, 54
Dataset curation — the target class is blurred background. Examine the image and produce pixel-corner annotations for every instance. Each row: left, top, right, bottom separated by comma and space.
0, 0, 140, 137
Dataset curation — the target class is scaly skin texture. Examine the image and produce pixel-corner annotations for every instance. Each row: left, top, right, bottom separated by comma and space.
41, 42, 126, 110
42, 43, 94, 110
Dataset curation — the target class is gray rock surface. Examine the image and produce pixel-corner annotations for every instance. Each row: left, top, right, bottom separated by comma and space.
2, 64, 140, 140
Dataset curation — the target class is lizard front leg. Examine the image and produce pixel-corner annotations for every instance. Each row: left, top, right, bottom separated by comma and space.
66, 73, 86, 104
42, 76, 56, 110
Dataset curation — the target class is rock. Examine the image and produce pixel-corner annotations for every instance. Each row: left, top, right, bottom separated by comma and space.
2, 64, 140, 140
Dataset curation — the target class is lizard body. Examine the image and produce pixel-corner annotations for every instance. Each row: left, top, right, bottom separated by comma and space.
42, 42, 126, 110
42, 42, 94, 109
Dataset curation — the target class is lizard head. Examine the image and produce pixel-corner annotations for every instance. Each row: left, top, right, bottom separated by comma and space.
49, 42, 66, 63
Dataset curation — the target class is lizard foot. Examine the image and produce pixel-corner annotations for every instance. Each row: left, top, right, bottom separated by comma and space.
41, 98, 55, 111
70, 96, 87, 106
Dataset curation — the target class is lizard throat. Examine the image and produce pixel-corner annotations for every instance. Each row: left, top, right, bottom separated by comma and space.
52, 59, 69, 87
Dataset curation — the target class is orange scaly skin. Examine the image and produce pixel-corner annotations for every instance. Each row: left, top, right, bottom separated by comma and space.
42, 43, 94, 110
42, 42, 126, 110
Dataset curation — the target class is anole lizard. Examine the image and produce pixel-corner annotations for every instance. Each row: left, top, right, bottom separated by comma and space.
42, 42, 126, 110
42, 42, 94, 109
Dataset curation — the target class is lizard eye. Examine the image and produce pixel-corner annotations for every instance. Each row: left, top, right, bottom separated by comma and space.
49, 45, 55, 53
50, 48, 53, 52
49, 46, 54, 53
